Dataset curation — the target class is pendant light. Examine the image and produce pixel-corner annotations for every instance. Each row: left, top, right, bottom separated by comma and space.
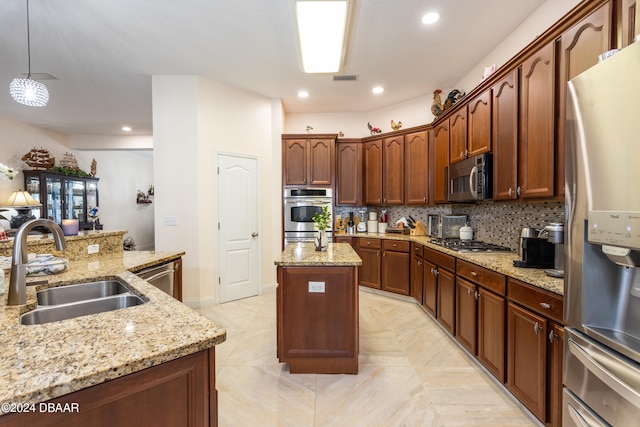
9, 0, 49, 107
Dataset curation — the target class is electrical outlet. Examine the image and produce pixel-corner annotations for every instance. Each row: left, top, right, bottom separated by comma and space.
88, 244, 99, 254
164, 216, 178, 226
308, 281, 325, 293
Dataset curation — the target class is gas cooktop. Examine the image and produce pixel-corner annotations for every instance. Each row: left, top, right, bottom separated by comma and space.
429, 238, 513, 253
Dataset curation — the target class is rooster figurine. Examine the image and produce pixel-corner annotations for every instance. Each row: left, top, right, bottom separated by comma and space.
431, 89, 444, 117
444, 89, 465, 110
390, 120, 402, 131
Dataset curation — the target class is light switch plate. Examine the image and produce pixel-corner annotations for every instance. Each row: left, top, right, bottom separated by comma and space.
164, 216, 178, 226
88, 244, 99, 254
308, 281, 325, 293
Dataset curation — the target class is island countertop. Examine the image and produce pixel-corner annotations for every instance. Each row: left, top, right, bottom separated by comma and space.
0, 250, 226, 411
274, 243, 362, 267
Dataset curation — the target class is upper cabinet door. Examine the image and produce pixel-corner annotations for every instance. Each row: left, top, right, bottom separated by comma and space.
519, 41, 555, 199
308, 138, 333, 186
283, 139, 308, 186
557, 3, 611, 197
449, 109, 468, 164
363, 140, 383, 205
619, 0, 639, 48
383, 136, 404, 205
404, 131, 429, 205
336, 142, 362, 206
433, 121, 450, 203
467, 90, 492, 158
492, 70, 519, 201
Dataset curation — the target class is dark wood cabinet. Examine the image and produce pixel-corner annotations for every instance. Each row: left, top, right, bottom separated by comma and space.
2, 349, 218, 427
455, 259, 506, 382
363, 140, 383, 205
357, 237, 381, 289
432, 121, 450, 203
492, 70, 520, 201
518, 41, 556, 199
422, 258, 437, 316
381, 240, 410, 295
467, 90, 492, 158
282, 135, 335, 187
557, 2, 611, 197
404, 131, 429, 205
507, 278, 565, 425
382, 136, 405, 204
336, 141, 362, 205
24, 170, 100, 230
449, 109, 468, 164
436, 267, 456, 335
423, 247, 456, 327
410, 243, 424, 304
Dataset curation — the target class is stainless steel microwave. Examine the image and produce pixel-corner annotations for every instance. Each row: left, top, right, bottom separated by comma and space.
448, 153, 492, 202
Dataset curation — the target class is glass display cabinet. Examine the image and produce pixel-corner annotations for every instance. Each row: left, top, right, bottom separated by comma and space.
24, 170, 99, 230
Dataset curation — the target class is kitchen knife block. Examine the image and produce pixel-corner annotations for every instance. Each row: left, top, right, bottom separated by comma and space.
410, 221, 427, 236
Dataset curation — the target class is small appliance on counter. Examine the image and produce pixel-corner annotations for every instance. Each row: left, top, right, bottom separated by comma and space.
357, 209, 368, 232
539, 223, 564, 278
346, 212, 356, 234
427, 214, 467, 238
513, 235, 555, 269
459, 223, 473, 240
518, 227, 540, 256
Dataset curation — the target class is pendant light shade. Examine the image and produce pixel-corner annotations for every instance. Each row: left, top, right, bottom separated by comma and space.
10, 0, 49, 107
10, 77, 49, 107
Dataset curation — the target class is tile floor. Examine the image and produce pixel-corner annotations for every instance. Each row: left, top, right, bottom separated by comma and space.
197, 288, 540, 427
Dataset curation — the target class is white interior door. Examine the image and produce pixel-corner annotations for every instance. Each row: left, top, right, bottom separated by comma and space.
217, 154, 260, 303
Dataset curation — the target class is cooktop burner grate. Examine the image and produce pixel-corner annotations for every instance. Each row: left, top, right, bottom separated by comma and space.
429, 238, 512, 253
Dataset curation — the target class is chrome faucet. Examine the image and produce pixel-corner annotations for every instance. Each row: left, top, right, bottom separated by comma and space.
7, 219, 67, 305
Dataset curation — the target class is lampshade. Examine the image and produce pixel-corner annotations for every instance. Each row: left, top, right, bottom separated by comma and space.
2, 190, 42, 208
10, 77, 49, 107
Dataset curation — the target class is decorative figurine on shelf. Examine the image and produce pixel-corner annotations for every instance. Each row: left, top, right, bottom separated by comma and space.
137, 190, 152, 204
391, 120, 402, 131
22, 148, 54, 170
431, 89, 466, 118
444, 89, 465, 110
59, 152, 80, 171
305, 125, 313, 133
367, 122, 382, 135
338, 131, 344, 137
90, 159, 97, 177
312, 205, 331, 252
88, 206, 100, 231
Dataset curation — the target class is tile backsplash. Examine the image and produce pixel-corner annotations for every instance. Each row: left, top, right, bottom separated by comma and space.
335, 200, 565, 250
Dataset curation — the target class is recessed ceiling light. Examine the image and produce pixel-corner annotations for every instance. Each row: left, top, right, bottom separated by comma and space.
421, 12, 440, 25
122, 126, 132, 132
298, 90, 309, 98
372, 86, 384, 95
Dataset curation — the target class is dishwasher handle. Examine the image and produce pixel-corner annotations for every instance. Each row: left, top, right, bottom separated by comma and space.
141, 268, 175, 283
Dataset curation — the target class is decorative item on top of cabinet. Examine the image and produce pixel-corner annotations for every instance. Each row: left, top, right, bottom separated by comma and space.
367, 122, 382, 135
22, 147, 54, 170
90, 159, 97, 177
390, 120, 402, 131
556, 2, 611, 198
432, 121, 450, 203
336, 141, 362, 206
404, 131, 429, 205
282, 134, 336, 187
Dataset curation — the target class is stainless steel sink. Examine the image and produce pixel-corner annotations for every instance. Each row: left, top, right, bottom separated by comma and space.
37, 279, 132, 305
20, 294, 146, 325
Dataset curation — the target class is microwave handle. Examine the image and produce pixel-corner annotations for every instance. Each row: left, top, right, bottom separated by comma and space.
469, 166, 478, 198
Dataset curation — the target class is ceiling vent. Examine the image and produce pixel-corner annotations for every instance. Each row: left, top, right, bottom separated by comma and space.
333, 74, 358, 81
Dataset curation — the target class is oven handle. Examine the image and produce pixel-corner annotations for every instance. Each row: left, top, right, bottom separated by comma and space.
568, 338, 640, 408
469, 166, 478, 198
567, 402, 598, 427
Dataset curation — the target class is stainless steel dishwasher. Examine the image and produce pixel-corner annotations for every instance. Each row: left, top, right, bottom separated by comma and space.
135, 261, 176, 297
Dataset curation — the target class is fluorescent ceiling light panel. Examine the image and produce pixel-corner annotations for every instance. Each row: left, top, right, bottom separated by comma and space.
296, 0, 349, 73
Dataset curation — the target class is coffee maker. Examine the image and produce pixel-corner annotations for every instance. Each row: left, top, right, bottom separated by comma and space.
513, 225, 557, 269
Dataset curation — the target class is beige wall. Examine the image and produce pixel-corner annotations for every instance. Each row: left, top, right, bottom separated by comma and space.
152, 76, 282, 307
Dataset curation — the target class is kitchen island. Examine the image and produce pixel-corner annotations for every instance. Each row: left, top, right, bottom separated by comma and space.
0, 248, 226, 426
274, 243, 362, 374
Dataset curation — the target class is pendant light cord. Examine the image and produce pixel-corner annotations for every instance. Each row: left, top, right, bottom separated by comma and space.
26, 0, 32, 79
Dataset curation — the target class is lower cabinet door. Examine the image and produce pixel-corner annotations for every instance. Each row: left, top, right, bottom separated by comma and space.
410, 255, 424, 304
507, 302, 547, 422
477, 289, 506, 382
381, 250, 410, 295
455, 277, 477, 355
422, 260, 437, 316
359, 247, 381, 289
436, 268, 456, 335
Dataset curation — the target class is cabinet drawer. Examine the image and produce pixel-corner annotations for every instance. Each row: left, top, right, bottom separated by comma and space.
411, 242, 424, 258
508, 278, 563, 323
358, 237, 381, 249
457, 260, 506, 295
423, 247, 456, 272
383, 240, 410, 252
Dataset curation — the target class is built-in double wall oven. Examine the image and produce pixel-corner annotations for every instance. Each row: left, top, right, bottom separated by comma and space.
283, 188, 332, 247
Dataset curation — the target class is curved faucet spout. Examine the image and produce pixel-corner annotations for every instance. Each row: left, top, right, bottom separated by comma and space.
8, 219, 67, 305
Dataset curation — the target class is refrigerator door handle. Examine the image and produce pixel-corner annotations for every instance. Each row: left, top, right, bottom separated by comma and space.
568, 338, 640, 408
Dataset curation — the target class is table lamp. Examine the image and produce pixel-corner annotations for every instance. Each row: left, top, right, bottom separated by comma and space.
2, 190, 42, 229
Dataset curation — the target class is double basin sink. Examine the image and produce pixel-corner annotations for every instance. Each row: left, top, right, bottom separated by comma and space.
20, 279, 147, 325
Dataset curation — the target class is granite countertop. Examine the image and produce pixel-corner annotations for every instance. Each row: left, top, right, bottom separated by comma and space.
275, 243, 362, 267
0, 251, 226, 410
335, 232, 564, 295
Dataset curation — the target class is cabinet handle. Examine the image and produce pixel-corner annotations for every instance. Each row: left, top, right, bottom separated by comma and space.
377, 251, 380, 257
470, 271, 477, 276
540, 302, 551, 310
393, 244, 398, 247
418, 260, 422, 265
516, 186, 522, 196
382, 252, 386, 257
460, 151, 465, 159
534, 322, 542, 334
423, 197, 426, 202
434, 269, 439, 276
367, 241, 371, 245
474, 291, 479, 300
384, 198, 387, 203
508, 187, 513, 197
548, 330, 555, 343
467, 288, 473, 296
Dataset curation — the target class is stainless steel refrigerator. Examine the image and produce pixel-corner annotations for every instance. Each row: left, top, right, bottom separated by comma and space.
564, 40, 640, 425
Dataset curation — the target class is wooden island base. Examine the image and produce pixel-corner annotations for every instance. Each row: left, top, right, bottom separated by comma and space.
276, 263, 359, 374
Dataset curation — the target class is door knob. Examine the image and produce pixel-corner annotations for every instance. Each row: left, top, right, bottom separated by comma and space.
251, 232, 259, 238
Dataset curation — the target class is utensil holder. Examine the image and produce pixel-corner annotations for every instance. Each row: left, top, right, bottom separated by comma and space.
410, 221, 427, 236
